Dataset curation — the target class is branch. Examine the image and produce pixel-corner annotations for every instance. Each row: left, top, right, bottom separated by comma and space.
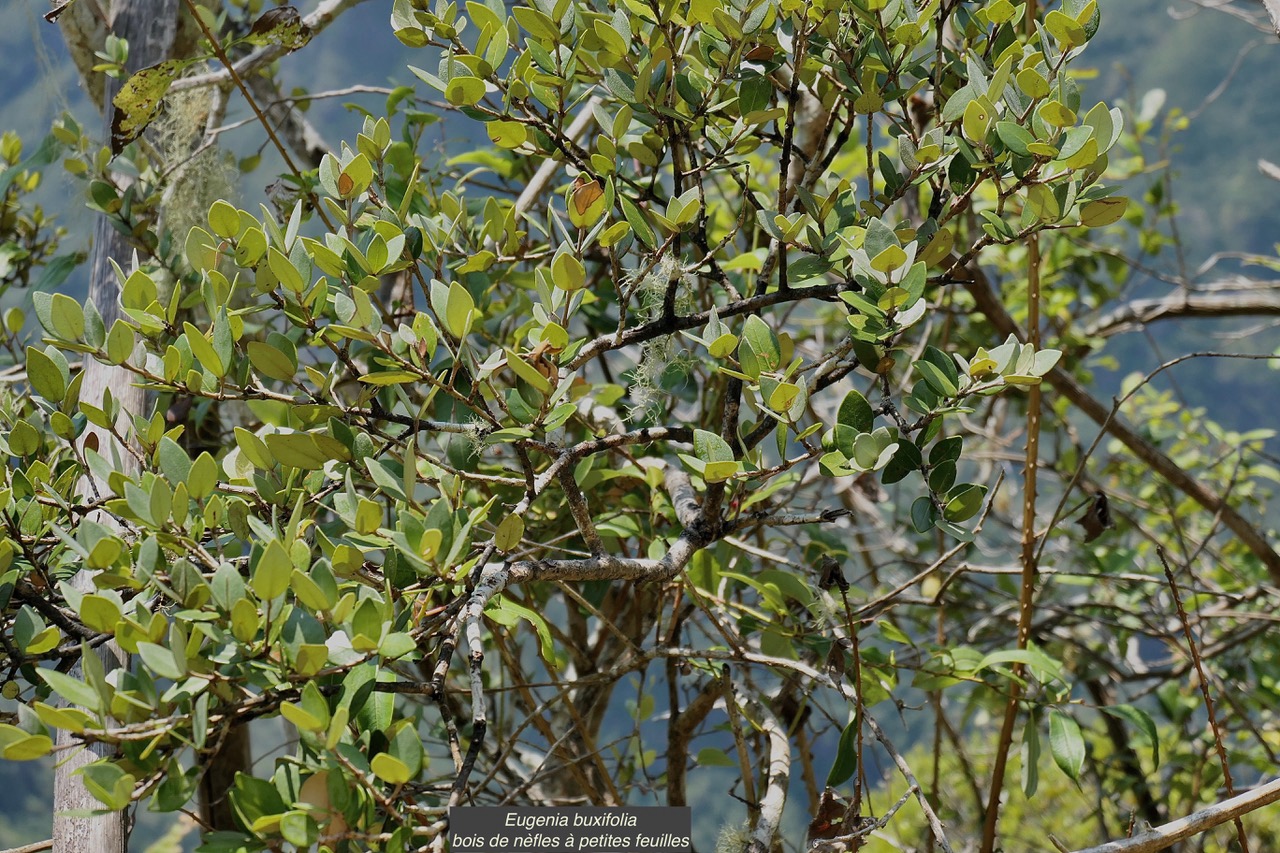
512, 96, 602, 222
960, 264, 1280, 583
1084, 292, 1280, 338
242, 71, 330, 169
1070, 777, 1280, 853
745, 695, 790, 853
168, 0, 370, 94
666, 681, 718, 806
865, 712, 956, 853
0, 841, 53, 853
569, 280, 846, 370
1264, 0, 1280, 37
453, 468, 705, 799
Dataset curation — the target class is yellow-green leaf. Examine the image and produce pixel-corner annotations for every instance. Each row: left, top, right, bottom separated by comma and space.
495, 513, 524, 552
371, 752, 413, 785
110, 59, 183, 155
1080, 197, 1128, 227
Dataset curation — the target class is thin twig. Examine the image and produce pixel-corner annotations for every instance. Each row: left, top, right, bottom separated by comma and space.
1157, 546, 1249, 851
865, 712, 956, 853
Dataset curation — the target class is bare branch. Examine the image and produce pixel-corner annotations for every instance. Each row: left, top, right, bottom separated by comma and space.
745, 698, 790, 853
1069, 777, 1280, 853
865, 712, 956, 853
1084, 292, 1280, 338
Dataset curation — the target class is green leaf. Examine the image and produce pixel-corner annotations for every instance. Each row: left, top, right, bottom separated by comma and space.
80, 760, 136, 810
702, 460, 740, 483
962, 98, 992, 143
1021, 715, 1041, 798
619, 196, 656, 248
1080, 197, 1128, 227
881, 440, 921, 485
1102, 704, 1159, 768
265, 432, 350, 470
0, 724, 54, 761
551, 249, 586, 291
910, 496, 936, 533
767, 381, 800, 414
445, 76, 486, 107
106, 320, 135, 365
943, 484, 987, 522
1026, 184, 1061, 223
443, 281, 475, 340
30, 702, 92, 734
693, 429, 734, 464
49, 293, 85, 341
504, 348, 552, 394
208, 199, 240, 238
268, 247, 305, 293
25, 346, 66, 402
1045, 9, 1086, 47
837, 389, 874, 432
740, 315, 780, 378
696, 748, 736, 767
371, 753, 413, 785
248, 341, 298, 382
79, 594, 122, 634
484, 597, 557, 667
487, 120, 527, 149
708, 332, 738, 359
513, 5, 560, 40
280, 811, 318, 848
1048, 710, 1085, 782
915, 359, 957, 398
1016, 67, 1050, 100
494, 513, 524, 552
826, 718, 859, 786
188, 452, 218, 501
184, 322, 226, 378
995, 121, 1035, 156
157, 436, 192, 484
253, 540, 292, 600
281, 701, 326, 734
137, 641, 185, 680
27, 627, 62, 656
39, 668, 103, 713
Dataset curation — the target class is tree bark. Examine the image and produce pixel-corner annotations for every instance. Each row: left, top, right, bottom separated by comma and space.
52, 2, 180, 850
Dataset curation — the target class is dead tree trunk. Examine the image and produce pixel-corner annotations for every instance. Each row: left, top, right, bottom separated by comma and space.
52, 2, 180, 850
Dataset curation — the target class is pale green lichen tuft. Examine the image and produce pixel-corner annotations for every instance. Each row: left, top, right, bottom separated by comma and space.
626, 253, 695, 422
714, 821, 753, 853
153, 78, 238, 248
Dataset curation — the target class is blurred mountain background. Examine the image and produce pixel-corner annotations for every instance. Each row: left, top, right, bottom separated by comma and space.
1, 0, 1278, 848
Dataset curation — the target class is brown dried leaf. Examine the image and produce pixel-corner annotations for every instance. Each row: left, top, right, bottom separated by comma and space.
1077, 491, 1115, 543
817, 555, 848, 592
825, 638, 851, 680
807, 787, 853, 842
569, 175, 603, 217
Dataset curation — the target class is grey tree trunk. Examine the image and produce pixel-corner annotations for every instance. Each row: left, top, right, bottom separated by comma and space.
52, 2, 180, 850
